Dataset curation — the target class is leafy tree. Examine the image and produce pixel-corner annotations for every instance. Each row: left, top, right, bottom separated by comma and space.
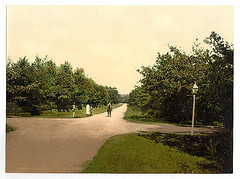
106, 86, 120, 104
200, 32, 233, 128
6, 56, 42, 115
96, 85, 109, 106
129, 32, 233, 128
55, 61, 74, 111
73, 67, 87, 109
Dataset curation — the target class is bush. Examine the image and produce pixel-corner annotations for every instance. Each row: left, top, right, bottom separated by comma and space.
6, 101, 23, 114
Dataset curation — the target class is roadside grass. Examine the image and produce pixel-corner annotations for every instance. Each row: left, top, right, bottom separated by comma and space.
140, 132, 232, 173
123, 105, 167, 124
82, 133, 216, 173
6, 103, 123, 118
6, 124, 15, 133
124, 105, 221, 128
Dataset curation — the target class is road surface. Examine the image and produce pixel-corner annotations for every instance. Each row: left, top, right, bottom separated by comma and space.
6, 104, 217, 173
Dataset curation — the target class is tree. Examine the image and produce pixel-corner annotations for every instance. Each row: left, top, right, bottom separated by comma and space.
129, 32, 233, 128
200, 32, 233, 128
106, 86, 120, 104
55, 61, 74, 111
6, 56, 120, 115
6, 56, 42, 115
73, 67, 87, 109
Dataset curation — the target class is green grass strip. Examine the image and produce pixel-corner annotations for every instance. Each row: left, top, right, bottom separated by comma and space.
82, 134, 215, 173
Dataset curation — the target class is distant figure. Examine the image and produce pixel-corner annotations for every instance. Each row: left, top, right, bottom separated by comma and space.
90, 106, 93, 116
86, 104, 90, 116
107, 103, 112, 117
72, 104, 75, 118
72, 108, 75, 118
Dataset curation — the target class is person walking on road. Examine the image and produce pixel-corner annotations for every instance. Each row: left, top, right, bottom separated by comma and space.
107, 103, 112, 117
90, 106, 93, 116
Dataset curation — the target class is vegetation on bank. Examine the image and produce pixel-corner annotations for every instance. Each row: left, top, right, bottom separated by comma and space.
82, 134, 222, 173
124, 105, 224, 128
139, 132, 233, 173
6, 124, 15, 133
124, 104, 166, 124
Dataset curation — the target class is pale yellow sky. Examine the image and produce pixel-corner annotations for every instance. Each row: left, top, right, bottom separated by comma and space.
7, 6, 234, 94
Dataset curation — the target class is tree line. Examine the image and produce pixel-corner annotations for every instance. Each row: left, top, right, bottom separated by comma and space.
128, 32, 233, 129
6, 56, 120, 115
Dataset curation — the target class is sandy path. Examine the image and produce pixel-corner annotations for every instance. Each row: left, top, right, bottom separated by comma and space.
6, 104, 217, 173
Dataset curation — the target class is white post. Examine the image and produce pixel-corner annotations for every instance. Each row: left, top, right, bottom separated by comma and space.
191, 94, 196, 135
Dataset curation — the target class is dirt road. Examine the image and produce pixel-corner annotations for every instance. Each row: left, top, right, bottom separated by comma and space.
6, 104, 217, 173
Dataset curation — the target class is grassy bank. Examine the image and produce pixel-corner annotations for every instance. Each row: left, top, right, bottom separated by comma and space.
6, 124, 15, 133
82, 133, 217, 173
124, 105, 222, 128
123, 105, 166, 124
7, 103, 123, 118
140, 132, 233, 173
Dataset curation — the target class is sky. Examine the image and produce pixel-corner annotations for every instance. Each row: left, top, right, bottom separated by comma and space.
7, 5, 234, 94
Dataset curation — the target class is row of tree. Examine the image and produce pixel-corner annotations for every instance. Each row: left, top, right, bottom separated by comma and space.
128, 32, 233, 129
6, 56, 120, 115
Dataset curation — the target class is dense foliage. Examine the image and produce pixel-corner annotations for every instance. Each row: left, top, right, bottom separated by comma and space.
129, 32, 233, 129
6, 56, 120, 115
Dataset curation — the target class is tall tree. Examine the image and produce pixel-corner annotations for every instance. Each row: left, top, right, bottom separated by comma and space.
200, 32, 233, 128
129, 32, 233, 128
55, 61, 74, 111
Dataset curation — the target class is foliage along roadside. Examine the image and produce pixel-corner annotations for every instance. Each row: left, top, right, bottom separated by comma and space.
7, 103, 123, 118
124, 104, 224, 128
128, 32, 233, 129
7, 57, 120, 116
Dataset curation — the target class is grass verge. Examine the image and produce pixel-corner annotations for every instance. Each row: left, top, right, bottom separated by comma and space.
6, 124, 15, 133
7, 103, 123, 118
82, 133, 216, 173
123, 105, 166, 124
124, 105, 222, 128
140, 132, 232, 173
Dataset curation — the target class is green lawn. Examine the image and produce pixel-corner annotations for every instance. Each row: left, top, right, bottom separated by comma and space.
82, 134, 216, 173
7, 103, 123, 118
